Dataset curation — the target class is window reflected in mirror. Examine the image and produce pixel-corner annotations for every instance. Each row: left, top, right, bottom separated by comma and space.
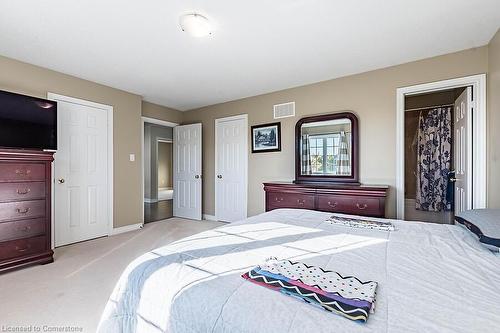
300, 118, 352, 176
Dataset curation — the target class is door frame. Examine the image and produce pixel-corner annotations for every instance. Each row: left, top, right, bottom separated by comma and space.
47, 93, 114, 248
141, 116, 178, 221
214, 114, 249, 222
395, 74, 487, 219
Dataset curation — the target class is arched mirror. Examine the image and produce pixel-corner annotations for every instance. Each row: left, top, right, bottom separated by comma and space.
295, 112, 359, 184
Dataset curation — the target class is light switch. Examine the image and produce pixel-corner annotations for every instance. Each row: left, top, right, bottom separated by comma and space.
129, 154, 135, 162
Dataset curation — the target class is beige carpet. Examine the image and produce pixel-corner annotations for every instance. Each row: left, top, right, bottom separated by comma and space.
0, 218, 224, 332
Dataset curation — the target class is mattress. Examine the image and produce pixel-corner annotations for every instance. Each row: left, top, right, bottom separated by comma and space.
98, 209, 500, 333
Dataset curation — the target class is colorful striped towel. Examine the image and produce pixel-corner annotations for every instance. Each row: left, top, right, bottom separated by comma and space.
242, 259, 378, 323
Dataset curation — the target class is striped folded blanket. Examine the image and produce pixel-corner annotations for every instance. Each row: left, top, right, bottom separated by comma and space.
326, 216, 395, 231
242, 259, 378, 323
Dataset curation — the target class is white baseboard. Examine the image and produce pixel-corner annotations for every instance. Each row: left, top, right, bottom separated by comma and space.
203, 214, 217, 221
144, 198, 158, 203
110, 222, 143, 235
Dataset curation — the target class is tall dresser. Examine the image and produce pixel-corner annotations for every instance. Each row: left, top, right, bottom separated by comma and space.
0, 149, 54, 273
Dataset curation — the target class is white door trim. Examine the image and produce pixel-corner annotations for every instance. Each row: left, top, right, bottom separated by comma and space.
141, 116, 178, 223
395, 74, 487, 219
47, 92, 114, 248
142, 116, 178, 128
214, 114, 248, 222
203, 214, 217, 221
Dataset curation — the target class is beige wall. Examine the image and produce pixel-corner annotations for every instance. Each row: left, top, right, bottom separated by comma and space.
0, 55, 143, 228
142, 101, 183, 124
0, 56, 183, 228
488, 29, 500, 208
183, 47, 489, 218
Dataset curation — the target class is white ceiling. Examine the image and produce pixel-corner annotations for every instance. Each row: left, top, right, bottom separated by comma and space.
0, 1, 499, 111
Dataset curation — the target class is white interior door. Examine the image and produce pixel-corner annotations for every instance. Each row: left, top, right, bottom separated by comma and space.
215, 115, 248, 222
53, 97, 110, 247
173, 124, 202, 220
454, 87, 473, 214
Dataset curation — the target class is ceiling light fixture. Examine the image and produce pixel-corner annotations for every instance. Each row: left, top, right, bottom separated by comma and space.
179, 13, 212, 38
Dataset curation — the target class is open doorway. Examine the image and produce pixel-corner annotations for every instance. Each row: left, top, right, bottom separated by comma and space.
158, 140, 173, 201
403, 88, 465, 224
143, 119, 176, 223
396, 74, 487, 223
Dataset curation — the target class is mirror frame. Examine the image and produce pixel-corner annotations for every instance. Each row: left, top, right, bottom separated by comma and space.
295, 112, 359, 184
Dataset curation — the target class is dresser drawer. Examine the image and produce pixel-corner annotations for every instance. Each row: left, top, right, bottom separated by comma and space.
0, 236, 47, 262
267, 192, 315, 210
0, 163, 46, 182
317, 195, 381, 216
0, 200, 46, 222
316, 195, 345, 212
264, 183, 387, 218
0, 182, 46, 202
0, 218, 46, 242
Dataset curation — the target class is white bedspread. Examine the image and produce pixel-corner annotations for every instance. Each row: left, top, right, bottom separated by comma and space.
98, 209, 500, 333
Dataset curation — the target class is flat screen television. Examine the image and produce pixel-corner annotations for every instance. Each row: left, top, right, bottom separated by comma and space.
0, 90, 57, 150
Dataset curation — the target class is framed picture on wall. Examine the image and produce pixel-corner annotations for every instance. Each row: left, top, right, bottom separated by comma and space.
251, 122, 281, 153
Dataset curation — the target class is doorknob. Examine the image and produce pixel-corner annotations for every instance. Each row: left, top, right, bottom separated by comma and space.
58, 178, 65, 184
217, 175, 222, 179
448, 170, 457, 182
195, 175, 200, 179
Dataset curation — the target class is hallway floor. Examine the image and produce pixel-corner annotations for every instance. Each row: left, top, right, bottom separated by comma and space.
144, 200, 173, 223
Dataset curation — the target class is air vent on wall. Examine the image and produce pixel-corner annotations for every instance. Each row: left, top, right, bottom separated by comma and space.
273, 101, 295, 119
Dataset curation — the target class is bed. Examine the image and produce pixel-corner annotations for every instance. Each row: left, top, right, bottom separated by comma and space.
98, 209, 500, 333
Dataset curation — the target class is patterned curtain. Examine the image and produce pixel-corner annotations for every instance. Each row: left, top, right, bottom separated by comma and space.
337, 131, 351, 175
301, 134, 311, 174
416, 107, 452, 212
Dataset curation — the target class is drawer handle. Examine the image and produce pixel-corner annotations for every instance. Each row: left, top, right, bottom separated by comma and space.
16, 245, 31, 253
17, 188, 31, 195
327, 201, 338, 208
16, 207, 30, 214
297, 199, 305, 205
275, 197, 284, 202
15, 169, 31, 176
356, 203, 368, 210
19, 226, 32, 232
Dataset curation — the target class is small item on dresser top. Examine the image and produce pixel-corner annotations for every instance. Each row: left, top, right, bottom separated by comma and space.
455, 209, 500, 252
326, 215, 395, 231
241, 258, 378, 323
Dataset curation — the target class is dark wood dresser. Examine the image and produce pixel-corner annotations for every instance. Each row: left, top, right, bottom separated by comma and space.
0, 149, 54, 273
264, 182, 388, 218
